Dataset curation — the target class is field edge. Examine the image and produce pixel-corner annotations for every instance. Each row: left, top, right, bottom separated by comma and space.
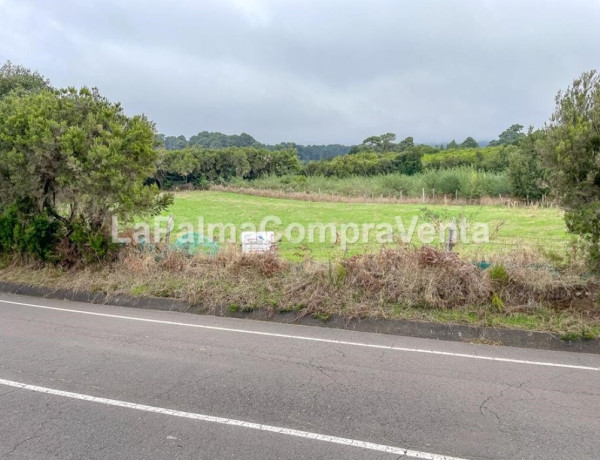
1, 280, 599, 355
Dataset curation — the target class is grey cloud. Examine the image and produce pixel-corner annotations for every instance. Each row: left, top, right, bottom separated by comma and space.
1, 0, 599, 144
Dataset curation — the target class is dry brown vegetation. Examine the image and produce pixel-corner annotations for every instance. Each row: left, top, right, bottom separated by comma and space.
211, 185, 556, 208
1, 245, 598, 337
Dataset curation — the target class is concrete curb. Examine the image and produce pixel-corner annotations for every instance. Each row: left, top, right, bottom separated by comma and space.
1, 280, 599, 354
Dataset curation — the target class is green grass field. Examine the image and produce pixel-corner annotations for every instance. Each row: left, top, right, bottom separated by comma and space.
160, 191, 569, 260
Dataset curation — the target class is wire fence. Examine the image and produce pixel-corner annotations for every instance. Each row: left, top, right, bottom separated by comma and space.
275, 237, 573, 259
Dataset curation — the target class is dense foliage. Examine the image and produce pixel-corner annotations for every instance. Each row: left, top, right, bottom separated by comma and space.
159, 131, 351, 162
507, 129, 548, 201
231, 167, 512, 199
155, 127, 550, 201
0, 75, 171, 264
154, 125, 553, 201
155, 146, 301, 188
488, 124, 526, 146
540, 70, 600, 269
422, 145, 514, 172
0, 61, 50, 99
304, 148, 425, 177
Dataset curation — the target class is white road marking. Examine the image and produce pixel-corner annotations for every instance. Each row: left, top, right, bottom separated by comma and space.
0, 378, 466, 460
1, 298, 599, 372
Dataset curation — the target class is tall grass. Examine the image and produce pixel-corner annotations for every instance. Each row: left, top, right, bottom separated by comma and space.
231, 167, 512, 199
2, 246, 596, 337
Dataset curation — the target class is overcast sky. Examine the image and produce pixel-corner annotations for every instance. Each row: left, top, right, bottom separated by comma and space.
1, 0, 599, 145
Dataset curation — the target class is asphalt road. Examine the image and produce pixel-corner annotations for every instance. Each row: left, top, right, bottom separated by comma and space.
0, 293, 599, 459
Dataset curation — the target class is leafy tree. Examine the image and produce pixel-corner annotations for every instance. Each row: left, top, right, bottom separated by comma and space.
422, 145, 510, 172
446, 140, 458, 150
539, 70, 600, 269
360, 133, 396, 152
396, 136, 414, 151
162, 130, 352, 163
0, 86, 172, 263
164, 135, 188, 150
154, 133, 166, 148
187, 131, 261, 149
489, 124, 525, 146
394, 148, 423, 175
499, 124, 525, 145
357, 133, 416, 154
459, 136, 479, 149
361, 135, 384, 151
508, 129, 547, 200
0, 60, 50, 99
156, 146, 300, 186
379, 133, 396, 152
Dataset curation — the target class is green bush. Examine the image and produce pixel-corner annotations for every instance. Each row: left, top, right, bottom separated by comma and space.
0, 72, 172, 266
236, 167, 512, 199
489, 264, 509, 284
490, 292, 505, 312
0, 201, 59, 262
539, 70, 600, 271
435, 171, 462, 195
67, 221, 119, 265
422, 145, 511, 172
157, 146, 301, 188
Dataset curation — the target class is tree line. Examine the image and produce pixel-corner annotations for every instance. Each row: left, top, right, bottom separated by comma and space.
155, 146, 301, 188
158, 131, 351, 162
152, 127, 543, 200
154, 124, 541, 199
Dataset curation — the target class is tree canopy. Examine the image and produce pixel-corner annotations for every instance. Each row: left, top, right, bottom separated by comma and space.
156, 146, 301, 187
0, 60, 50, 99
349, 133, 415, 154
0, 83, 171, 263
489, 124, 525, 146
508, 128, 547, 200
459, 137, 479, 149
539, 70, 600, 269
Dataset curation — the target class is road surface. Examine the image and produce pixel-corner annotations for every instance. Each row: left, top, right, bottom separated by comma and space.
0, 292, 599, 459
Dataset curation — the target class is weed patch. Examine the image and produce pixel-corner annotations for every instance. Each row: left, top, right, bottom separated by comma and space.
1, 245, 598, 337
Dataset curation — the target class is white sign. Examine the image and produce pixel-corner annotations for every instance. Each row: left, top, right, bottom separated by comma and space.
241, 231, 275, 254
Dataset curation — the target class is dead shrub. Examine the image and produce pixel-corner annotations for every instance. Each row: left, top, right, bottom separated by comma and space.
5, 240, 597, 324
500, 265, 589, 308
418, 246, 461, 267
341, 247, 491, 309
158, 251, 187, 272
122, 251, 156, 274
232, 252, 288, 277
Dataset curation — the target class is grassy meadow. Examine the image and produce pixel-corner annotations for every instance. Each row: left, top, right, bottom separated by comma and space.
3, 191, 592, 338
160, 191, 570, 261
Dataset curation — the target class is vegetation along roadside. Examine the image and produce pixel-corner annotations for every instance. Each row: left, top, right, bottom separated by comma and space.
1, 62, 600, 341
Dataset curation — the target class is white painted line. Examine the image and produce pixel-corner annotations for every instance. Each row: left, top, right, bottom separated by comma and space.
1, 298, 599, 372
0, 378, 466, 460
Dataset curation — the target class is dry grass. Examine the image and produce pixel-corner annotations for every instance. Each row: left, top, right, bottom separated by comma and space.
210, 185, 557, 208
1, 245, 598, 336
